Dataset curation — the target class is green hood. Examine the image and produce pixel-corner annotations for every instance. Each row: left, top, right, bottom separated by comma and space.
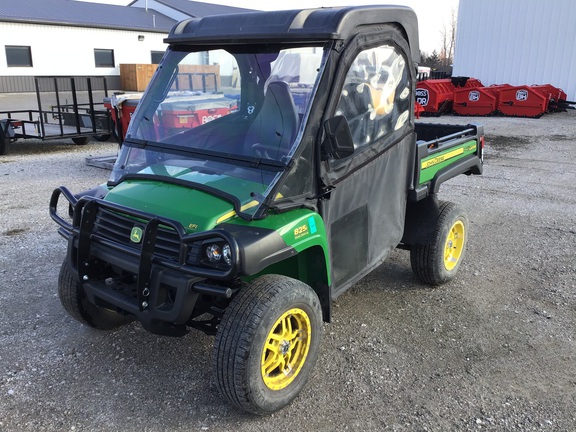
104, 171, 265, 232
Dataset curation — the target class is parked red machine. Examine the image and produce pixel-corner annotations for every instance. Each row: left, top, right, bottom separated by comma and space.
453, 84, 513, 116
497, 85, 553, 118
496, 84, 574, 117
415, 77, 483, 115
453, 83, 574, 118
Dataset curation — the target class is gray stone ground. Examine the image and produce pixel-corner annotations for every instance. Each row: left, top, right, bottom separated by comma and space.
0, 98, 575, 431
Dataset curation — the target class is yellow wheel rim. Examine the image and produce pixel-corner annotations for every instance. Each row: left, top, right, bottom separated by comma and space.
261, 308, 312, 391
444, 220, 465, 271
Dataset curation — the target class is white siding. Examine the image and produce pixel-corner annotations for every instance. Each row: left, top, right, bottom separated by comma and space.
453, 0, 576, 100
0, 22, 168, 77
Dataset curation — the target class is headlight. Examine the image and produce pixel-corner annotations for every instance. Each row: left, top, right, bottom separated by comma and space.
222, 244, 232, 266
204, 241, 232, 268
206, 243, 223, 262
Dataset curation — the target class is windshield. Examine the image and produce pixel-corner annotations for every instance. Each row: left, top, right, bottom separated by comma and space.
110, 45, 325, 219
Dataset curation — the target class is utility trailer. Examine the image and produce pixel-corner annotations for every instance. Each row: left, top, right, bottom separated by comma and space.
0, 76, 113, 155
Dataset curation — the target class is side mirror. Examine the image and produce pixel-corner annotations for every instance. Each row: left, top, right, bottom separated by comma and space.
322, 115, 355, 160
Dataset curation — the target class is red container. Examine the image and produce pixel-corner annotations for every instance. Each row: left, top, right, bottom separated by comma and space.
159, 98, 236, 131
104, 94, 238, 142
496, 86, 551, 118
416, 77, 483, 115
104, 94, 141, 142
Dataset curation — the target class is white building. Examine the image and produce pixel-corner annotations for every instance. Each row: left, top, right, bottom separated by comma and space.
453, 0, 576, 101
0, 0, 250, 93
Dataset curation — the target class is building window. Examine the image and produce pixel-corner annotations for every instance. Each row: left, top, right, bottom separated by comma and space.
5, 45, 33, 67
151, 51, 164, 64
94, 49, 115, 67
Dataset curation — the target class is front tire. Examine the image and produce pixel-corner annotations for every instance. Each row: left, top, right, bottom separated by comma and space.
213, 274, 323, 415
410, 201, 468, 285
58, 260, 132, 330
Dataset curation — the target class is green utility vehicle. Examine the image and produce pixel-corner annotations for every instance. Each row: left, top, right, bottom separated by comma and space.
50, 6, 483, 415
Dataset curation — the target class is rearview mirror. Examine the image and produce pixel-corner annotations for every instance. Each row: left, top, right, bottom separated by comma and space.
322, 115, 354, 160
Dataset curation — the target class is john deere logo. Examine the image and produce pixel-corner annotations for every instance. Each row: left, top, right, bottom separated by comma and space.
130, 226, 143, 243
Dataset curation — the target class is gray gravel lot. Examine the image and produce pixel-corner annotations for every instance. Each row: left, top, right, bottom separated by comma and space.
0, 109, 575, 431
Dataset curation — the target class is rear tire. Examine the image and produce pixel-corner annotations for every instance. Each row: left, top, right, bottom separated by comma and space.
58, 260, 132, 330
410, 201, 468, 285
213, 274, 323, 415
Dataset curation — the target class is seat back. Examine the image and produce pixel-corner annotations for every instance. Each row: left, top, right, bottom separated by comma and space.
336, 82, 373, 147
244, 81, 299, 159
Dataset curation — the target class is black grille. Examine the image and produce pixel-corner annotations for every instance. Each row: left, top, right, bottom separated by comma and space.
93, 207, 182, 261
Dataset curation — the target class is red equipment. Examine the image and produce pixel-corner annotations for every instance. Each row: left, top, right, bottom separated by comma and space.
416, 77, 483, 115
453, 83, 575, 118
453, 84, 512, 116
496, 85, 555, 118
495, 84, 576, 118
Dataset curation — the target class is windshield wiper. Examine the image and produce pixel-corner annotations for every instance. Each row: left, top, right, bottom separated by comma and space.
122, 138, 287, 171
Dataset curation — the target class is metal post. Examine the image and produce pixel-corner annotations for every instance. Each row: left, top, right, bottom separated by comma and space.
34, 77, 46, 138
70, 77, 81, 135
87, 78, 96, 133
54, 77, 64, 135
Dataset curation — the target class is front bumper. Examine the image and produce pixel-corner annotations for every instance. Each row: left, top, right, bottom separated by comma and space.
51, 187, 240, 335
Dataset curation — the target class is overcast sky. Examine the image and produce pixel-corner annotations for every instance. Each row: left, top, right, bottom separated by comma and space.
77, 0, 459, 53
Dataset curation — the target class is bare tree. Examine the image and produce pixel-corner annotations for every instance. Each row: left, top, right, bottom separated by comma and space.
440, 8, 457, 67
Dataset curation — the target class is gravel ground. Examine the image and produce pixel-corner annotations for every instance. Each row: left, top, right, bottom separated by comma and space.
0, 109, 575, 431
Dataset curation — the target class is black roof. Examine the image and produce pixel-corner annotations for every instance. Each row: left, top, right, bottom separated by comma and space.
166, 6, 420, 62
130, 0, 252, 18
0, 0, 176, 32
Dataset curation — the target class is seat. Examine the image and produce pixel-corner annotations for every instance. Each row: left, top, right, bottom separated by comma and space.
336, 82, 373, 147
244, 81, 299, 160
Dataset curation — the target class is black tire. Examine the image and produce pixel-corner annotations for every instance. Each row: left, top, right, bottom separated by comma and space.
72, 137, 90, 145
213, 274, 323, 415
410, 201, 468, 285
94, 134, 111, 142
94, 118, 111, 142
58, 260, 132, 330
0, 134, 9, 155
